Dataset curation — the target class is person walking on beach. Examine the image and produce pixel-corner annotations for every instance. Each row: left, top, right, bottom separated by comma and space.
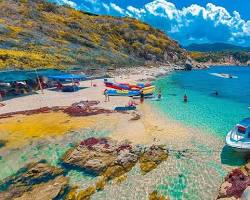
184, 94, 188, 103
140, 90, 144, 103
104, 89, 109, 102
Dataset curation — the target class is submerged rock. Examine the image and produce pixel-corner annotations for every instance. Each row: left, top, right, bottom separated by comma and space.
62, 137, 169, 199
139, 145, 168, 174
0, 160, 67, 200
149, 190, 168, 200
13, 175, 69, 200
77, 186, 96, 200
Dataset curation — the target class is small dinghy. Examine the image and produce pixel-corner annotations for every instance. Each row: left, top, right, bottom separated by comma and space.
226, 118, 250, 152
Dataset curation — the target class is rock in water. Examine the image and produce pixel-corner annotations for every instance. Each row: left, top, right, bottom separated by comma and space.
139, 145, 168, 174
149, 190, 168, 200
62, 137, 139, 176
0, 160, 67, 200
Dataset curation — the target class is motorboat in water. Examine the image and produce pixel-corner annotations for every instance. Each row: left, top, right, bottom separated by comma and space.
226, 118, 250, 152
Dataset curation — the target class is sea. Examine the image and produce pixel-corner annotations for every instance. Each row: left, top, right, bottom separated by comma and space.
153, 66, 250, 138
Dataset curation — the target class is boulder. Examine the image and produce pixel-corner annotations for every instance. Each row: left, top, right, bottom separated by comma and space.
62, 137, 139, 176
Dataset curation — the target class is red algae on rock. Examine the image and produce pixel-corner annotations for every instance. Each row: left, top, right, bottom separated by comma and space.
218, 162, 250, 199
0, 101, 113, 119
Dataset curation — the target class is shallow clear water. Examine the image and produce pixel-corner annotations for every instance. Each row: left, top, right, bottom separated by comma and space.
150, 66, 250, 200
0, 129, 110, 182
153, 66, 250, 138
1, 66, 249, 200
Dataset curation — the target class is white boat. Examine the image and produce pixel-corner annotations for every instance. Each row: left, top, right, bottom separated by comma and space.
210, 73, 238, 79
226, 118, 250, 152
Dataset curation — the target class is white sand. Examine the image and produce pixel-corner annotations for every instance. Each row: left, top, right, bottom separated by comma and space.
0, 66, 173, 114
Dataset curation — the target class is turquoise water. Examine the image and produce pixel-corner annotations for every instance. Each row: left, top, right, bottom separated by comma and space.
153, 66, 250, 138
152, 66, 250, 200
0, 129, 110, 182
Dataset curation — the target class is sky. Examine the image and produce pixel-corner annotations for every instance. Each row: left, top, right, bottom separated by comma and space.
52, 0, 250, 46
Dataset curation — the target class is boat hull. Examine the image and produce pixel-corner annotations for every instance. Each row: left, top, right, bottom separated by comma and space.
225, 131, 250, 152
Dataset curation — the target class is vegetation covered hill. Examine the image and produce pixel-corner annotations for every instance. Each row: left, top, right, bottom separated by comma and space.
185, 42, 250, 52
0, 0, 188, 70
190, 51, 250, 65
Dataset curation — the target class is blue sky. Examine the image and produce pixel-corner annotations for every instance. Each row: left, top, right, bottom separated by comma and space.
53, 0, 250, 46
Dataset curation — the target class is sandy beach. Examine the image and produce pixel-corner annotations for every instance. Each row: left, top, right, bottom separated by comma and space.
0, 65, 202, 148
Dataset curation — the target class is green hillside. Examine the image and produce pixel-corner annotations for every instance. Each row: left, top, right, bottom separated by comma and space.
0, 0, 188, 70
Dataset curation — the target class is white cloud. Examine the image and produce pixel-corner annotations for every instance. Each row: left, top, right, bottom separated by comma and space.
110, 3, 124, 15
51, 0, 250, 46
123, 0, 250, 45
53, 0, 76, 7
102, 3, 110, 13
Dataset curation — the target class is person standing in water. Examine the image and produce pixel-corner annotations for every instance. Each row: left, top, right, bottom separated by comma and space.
140, 90, 144, 103
184, 94, 188, 103
157, 89, 162, 100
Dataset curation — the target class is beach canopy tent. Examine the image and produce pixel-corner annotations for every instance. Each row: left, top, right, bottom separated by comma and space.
0, 71, 33, 83
48, 74, 86, 81
27, 69, 66, 78
0, 69, 86, 84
